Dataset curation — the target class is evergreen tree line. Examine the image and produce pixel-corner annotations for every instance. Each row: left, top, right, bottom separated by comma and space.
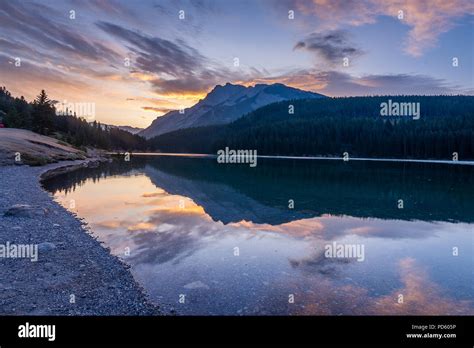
149, 96, 474, 160
0, 87, 147, 150
2, 87, 473, 159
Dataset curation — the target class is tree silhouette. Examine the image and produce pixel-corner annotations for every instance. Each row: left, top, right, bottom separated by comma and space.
31, 90, 55, 134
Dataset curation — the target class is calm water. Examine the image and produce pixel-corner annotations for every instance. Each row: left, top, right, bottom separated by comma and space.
43, 156, 474, 315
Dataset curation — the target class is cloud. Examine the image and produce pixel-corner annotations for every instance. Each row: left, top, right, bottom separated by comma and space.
153, 0, 222, 35
294, 30, 363, 65
284, 0, 474, 56
71, 0, 137, 19
329, 72, 472, 95
284, 0, 378, 27
241, 69, 472, 96
97, 21, 217, 95
0, 1, 119, 63
96, 21, 264, 96
97, 21, 206, 75
378, 0, 474, 56
0, 54, 88, 99
132, 97, 182, 115
142, 106, 175, 113
150, 75, 224, 96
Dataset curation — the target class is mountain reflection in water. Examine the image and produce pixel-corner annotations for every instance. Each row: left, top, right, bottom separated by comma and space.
43, 156, 474, 315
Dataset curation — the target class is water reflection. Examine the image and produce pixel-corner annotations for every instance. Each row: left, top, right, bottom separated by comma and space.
45, 156, 474, 224
282, 258, 472, 315
43, 157, 474, 315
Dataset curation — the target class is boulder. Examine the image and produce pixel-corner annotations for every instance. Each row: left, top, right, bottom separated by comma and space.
4, 204, 48, 218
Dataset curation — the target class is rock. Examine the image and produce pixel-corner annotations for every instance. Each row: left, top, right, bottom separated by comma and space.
4, 204, 48, 218
38, 242, 56, 253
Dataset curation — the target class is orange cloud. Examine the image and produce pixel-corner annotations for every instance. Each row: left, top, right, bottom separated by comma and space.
291, 0, 474, 56
368, 257, 473, 314
286, 257, 473, 315
142, 106, 175, 113
128, 222, 156, 232
142, 191, 165, 198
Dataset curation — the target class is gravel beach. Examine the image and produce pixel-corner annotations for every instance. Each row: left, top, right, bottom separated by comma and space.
0, 160, 160, 315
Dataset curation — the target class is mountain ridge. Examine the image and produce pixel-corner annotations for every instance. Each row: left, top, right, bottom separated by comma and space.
139, 82, 325, 139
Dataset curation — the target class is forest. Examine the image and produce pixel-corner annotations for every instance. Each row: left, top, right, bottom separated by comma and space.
149, 95, 474, 160
0, 87, 147, 151
1, 86, 473, 159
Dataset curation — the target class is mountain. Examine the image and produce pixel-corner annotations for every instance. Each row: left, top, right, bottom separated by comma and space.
139, 83, 325, 139
115, 125, 143, 134
94, 123, 143, 135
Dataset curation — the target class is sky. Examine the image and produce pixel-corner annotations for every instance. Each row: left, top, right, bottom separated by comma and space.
0, 0, 473, 128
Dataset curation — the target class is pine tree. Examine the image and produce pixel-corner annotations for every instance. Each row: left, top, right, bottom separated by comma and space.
31, 90, 55, 134
4, 107, 20, 128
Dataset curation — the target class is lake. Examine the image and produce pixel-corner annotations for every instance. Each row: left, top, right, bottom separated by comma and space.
42, 156, 474, 315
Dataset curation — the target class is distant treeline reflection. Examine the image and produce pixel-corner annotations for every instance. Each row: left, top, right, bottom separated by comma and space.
43, 156, 474, 224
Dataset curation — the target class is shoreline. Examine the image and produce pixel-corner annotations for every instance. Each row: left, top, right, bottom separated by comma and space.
0, 158, 161, 315
110, 152, 474, 166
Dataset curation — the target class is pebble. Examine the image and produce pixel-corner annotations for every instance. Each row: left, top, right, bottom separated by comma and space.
38, 242, 56, 252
